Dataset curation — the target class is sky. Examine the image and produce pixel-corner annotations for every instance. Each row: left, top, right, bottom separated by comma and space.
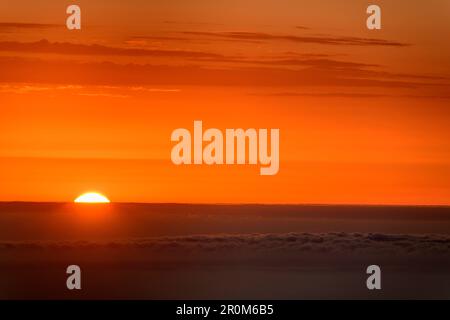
0, 0, 449, 204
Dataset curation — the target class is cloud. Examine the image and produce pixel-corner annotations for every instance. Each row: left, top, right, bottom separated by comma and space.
0, 56, 432, 89
1, 39, 443, 90
252, 92, 450, 99
181, 31, 410, 47
126, 36, 193, 42
253, 92, 391, 98
0, 39, 223, 58
0, 22, 60, 32
0, 83, 180, 97
198, 57, 379, 69
163, 20, 223, 27
1, 233, 449, 261
0, 84, 83, 91
76, 92, 129, 98
127, 35, 262, 44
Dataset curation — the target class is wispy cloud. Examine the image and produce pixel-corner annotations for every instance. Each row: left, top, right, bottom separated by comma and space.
197, 57, 380, 69
126, 36, 193, 42
0, 39, 223, 58
0, 22, 60, 32
127, 35, 262, 44
251, 92, 450, 100
0, 83, 181, 97
181, 31, 410, 47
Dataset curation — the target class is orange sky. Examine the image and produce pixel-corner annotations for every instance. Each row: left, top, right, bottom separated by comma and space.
0, 0, 449, 204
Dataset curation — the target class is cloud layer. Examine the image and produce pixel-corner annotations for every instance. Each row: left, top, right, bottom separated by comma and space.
181, 31, 410, 47
0, 55, 434, 89
2, 233, 449, 260
0, 39, 222, 58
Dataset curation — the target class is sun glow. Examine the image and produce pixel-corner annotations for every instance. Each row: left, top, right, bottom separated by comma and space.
74, 192, 110, 203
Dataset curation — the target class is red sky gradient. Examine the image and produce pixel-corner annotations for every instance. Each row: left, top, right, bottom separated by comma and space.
0, 0, 449, 204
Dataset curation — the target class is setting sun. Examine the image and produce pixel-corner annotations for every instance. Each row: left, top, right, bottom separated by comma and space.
74, 192, 110, 203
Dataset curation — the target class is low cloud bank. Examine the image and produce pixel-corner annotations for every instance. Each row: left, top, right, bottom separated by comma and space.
1, 232, 449, 257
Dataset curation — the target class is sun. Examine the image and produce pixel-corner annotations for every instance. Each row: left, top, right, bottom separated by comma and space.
74, 192, 110, 203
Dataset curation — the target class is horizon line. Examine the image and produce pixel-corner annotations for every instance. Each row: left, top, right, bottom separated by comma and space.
0, 201, 449, 208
